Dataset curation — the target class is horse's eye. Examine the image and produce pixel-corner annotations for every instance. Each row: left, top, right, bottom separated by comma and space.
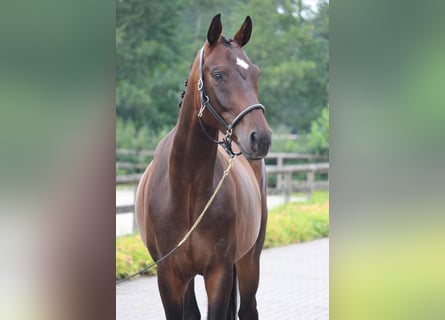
212, 72, 223, 82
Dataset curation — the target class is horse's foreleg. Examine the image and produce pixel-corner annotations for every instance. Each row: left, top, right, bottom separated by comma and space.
236, 251, 260, 320
204, 264, 234, 320
184, 278, 201, 320
157, 267, 186, 320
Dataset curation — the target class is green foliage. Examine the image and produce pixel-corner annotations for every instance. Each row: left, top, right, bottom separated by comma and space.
235, 0, 329, 132
116, 118, 168, 151
116, 118, 169, 174
264, 191, 329, 248
308, 106, 329, 155
116, 0, 329, 137
116, 0, 185, 131
270, 125, 310, 153
116, 233, 156, 280
116, 191, 329, 280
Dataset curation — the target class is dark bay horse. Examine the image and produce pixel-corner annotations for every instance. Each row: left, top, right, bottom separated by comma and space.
135, 14, 271, 319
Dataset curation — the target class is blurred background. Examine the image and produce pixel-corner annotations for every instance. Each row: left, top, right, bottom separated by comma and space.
1, 0, 445, 319
115, 0, 330, 241
116, 0, 329, 159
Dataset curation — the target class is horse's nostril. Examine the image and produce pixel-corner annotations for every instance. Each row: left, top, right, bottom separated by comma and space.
249, 131, 271, 155
250, 132, 258, 150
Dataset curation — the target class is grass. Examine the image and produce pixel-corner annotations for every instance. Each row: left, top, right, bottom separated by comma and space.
264, 191, 329, 248
116, 234, 156, 280
116, 191, 329, 280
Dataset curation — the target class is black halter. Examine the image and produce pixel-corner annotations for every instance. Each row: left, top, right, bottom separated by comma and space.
197, 46, 265, 158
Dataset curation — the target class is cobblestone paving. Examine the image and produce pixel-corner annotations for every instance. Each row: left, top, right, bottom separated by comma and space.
116, 238, 328, 319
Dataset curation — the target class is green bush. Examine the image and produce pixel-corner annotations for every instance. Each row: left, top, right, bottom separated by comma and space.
116, 234, 156, 280
264, 196, 329, 248
270, 125, 310, 153
116, 118, 169, 152
116, 119, 171, 174
116, 192, 329, 280
308, 106, 329, 156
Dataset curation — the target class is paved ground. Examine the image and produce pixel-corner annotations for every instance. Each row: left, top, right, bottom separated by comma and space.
116, 238, 329, 319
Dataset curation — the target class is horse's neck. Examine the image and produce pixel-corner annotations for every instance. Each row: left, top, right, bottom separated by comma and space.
169, 89, 219, 187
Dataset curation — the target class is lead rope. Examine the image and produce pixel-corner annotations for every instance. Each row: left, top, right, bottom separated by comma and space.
116, 156, 236, 285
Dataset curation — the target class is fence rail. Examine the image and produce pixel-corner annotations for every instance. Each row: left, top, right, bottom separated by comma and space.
116, 150, 328, 173
117, 151, 328, 219
116, 174, 143, 185
117, 149, 155, 156
117, 149, 325, 159
266, 163, 329, 202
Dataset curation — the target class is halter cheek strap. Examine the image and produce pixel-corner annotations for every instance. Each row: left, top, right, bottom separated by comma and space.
197, 46, 265, 157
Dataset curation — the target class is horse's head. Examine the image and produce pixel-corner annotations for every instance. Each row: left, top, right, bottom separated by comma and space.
197, 14, 272, 160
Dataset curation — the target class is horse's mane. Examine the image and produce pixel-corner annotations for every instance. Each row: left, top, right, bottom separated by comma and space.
178, 66, 191, 109
178, 36, 233, 109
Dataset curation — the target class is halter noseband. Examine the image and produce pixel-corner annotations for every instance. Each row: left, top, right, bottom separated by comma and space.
197, 46, 265, 158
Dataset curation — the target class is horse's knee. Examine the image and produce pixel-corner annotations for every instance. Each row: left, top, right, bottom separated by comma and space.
237, 283, 259, 320
184, 278, 201, 319
238, 301, 258, 320
157, 270, 187, 319
204, 266, 235, 319
184, 306, 200, 320
236, 257, 260, 319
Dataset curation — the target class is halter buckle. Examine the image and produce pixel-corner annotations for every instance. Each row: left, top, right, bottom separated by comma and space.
225, 128, 233, 140
198, 104, 206, 117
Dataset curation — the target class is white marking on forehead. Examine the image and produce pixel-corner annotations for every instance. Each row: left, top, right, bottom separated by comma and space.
236, 57, 249, 70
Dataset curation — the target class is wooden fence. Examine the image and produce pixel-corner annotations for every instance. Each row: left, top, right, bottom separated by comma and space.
116, 150, 327, 173
266, 162, 329, 202
116, 150, 328, 221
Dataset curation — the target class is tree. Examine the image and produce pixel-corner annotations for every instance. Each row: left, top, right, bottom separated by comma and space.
116, 0, 186, 130
116, 0, 329, 138
251, 0, 328, 132
308, 106, 329, 155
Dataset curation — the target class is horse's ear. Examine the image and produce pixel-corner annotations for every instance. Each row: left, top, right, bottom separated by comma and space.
207, 13, 222, 47
234, 16, 252, 47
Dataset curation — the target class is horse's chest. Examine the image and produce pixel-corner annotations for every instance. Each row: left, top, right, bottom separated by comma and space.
187, 165, 262, 262
232, 175, 262, 260
142, 157, 263, 264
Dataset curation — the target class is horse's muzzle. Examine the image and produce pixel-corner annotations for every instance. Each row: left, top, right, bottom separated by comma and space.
246, 129, 271, 159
